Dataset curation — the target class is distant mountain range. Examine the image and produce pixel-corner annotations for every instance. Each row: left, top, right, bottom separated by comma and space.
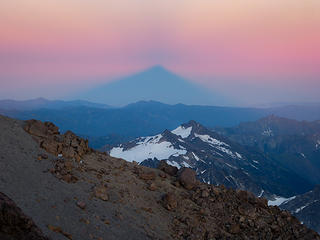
216, 116, 320, 184
75, 65, 230, 106
0, 98, 110, 111
1, 99, 320, 146
109, 120, 312, 198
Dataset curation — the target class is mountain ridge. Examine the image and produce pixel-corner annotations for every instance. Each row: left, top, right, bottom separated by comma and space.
109, 120, 313, 198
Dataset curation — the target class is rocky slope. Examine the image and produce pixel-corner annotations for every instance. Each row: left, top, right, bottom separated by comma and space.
110, 120, 312, 198
0, 115, 319, 239
0, 192, 49, 240
280, 185, 320, 233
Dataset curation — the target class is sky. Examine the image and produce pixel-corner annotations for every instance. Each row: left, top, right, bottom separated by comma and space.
0, 0, 320, 105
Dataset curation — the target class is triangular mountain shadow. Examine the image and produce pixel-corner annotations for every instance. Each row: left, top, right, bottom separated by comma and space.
77, 66, 231, 106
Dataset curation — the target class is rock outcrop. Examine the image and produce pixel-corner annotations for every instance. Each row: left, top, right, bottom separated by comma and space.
24, 119, 90, 162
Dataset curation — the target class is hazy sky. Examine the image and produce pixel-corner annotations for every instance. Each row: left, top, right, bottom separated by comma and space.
0, 0, 319, 105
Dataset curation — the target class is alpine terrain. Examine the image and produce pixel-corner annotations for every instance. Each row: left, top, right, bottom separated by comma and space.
1, 114, 319, 239
109, 120, 312, 198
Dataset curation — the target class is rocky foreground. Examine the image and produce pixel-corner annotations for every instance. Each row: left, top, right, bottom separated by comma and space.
0, 115, 319, 240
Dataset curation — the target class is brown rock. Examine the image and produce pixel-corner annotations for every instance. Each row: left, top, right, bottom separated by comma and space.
64, 161, 73, 172
45, 122, 59, 135
139, 171, 156, 181
201, 190, 209, 198
148, 183, 157, 191
229, 224, 241, 234
62, 147, 76, 159
94, 186, 109, 201
177, 168, 197, 190
159, 172, 166, 178
41, 138, 60, 155
47, 224, 72, 239
76, 201, 86, 210
24, 119, 49, 138
163, 192, 178, 211
157, 160, 178, 176
37, 153, 48, 160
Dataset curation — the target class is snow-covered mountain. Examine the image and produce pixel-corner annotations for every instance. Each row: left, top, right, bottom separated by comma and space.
279, 185, 320, 233
110, 120, 312, 198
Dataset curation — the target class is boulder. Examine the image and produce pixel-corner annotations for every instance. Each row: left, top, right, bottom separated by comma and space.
177, 168, 197, 190
157, 160, 178, 176
163, 193, 178, 211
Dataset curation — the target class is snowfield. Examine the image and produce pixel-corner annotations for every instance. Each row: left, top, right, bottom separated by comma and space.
110, 134, 187, 163
268, 196, 296, 206
171, 126, 192, 138
194, 133, 229, 147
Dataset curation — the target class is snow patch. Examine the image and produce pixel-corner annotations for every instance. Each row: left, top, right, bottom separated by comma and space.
268, 196, 296, 206
215, 146, 239, 159
295, 200, 319, 213
181, 161, 191, 168
192, 152, 199, 161
167, 160, 181, 169
262, 128, 273, 136
225, 163, 237, 169
179, 145, 186, 150
194, 133, 229, 147
110, 135, 187, 163
258, 190, 264, 198
171, 126, 192, 139
250, 163, 259, 170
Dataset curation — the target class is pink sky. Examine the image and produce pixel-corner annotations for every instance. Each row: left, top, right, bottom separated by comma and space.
0, 0, 320, 104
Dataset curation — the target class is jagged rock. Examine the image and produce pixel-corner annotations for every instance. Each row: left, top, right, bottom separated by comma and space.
157, 160, 178, 176
163, 193, 178, 211
24, 120, 50, 138
177, 168, 197, 190
0, 192, 50, 240
24, 119, 90, 162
